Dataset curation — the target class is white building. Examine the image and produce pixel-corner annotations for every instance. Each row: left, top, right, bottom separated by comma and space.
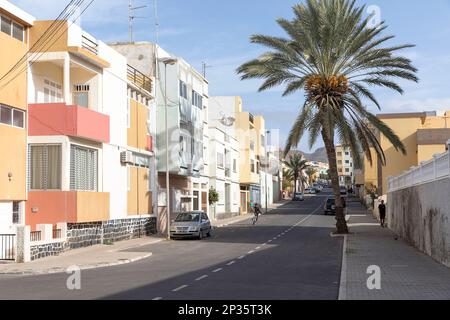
209, 97, 240, 220
110, 42, 210, 230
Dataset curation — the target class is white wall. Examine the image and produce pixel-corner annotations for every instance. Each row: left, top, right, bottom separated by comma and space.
0, 202, 13, 234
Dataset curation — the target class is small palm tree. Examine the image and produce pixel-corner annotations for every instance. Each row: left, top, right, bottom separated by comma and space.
237, 0, 417, 234
284, 153, 310, 193
306, 167, 318, 185
282, 168, 294, 191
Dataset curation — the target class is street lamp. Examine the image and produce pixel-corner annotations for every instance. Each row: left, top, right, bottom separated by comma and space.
159, 57, 178, 240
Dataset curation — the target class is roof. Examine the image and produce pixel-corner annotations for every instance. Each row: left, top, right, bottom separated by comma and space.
0, 0, 35, 26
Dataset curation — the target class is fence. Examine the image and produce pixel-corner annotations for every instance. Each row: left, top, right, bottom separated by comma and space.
388, 150, 450, 192
30, 231, 42, 242
0, 234, 15, 260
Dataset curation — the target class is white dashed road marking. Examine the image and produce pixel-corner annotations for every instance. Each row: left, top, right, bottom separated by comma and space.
212, 268, 223, 273
195, 275, 208, 281
227, 261, 236, 266
172, 285, 188, 292
152, 297, 163, 300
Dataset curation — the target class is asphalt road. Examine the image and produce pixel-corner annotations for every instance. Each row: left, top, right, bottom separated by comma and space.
0, 190, 343, 300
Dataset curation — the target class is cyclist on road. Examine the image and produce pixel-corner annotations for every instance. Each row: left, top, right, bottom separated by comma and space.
252, 203, 262, 225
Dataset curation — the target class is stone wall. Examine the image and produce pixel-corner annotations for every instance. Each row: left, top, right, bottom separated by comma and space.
387, 178, 450, 267
30, 241, 66, 261
28, 217, 157, 262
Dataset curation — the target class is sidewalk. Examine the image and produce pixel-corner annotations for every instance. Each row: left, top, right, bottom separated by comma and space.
342, 200, 450, 300
211, 200, 290, 227
0, 237, 163, 275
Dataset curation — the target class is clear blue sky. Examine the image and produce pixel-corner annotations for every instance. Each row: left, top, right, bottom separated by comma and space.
13, 0, 450, 152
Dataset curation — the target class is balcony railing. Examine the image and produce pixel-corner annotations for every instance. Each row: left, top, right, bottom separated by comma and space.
127, 64, 152, 93
30, 231, 42, 242
81, 34, 99, 55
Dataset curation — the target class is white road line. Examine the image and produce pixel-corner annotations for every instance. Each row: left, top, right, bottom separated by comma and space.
238, 255, 246, 260
172, 285, 188, 292
212, 268, 223, 273
248, 250, 255, 254
152, 297, 163, 300
195, 275, 208, 281
268, 240, 272, 243
227, 261, 236, 266
255, 246, 261, 250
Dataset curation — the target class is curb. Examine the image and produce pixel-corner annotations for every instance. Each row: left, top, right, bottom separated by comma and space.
338, 235, 348, 300
0, 253, 153, 276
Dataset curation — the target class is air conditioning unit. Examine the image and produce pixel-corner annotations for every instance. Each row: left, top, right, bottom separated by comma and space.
120, 151, 133, 164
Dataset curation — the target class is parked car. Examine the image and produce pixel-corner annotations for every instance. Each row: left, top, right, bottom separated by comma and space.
292, 192, 305, 201
305, 188, 317, 194
340, 186, 348, 197
324, 197, 347, 215
170, 211, 212, 239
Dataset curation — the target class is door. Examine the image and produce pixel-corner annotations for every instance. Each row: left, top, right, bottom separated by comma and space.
201, 191, 207, 212
225, 184, 231, 213
240, 191, 248, 214
193, 191, 200, 211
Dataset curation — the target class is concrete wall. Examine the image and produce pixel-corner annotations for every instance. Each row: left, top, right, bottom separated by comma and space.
387, 178, 450, 267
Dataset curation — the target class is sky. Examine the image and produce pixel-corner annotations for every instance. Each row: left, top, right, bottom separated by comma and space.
11, 0, 450, 152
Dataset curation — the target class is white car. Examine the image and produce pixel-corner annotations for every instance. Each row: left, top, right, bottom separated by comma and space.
305, 188, 317, 194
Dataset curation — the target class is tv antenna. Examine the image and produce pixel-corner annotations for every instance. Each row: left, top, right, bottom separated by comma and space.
202, 61, 213, 78
129, 0, 148, 43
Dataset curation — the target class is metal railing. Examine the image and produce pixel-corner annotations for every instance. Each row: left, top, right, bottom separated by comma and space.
30, 231, 42, 242
388, 150, 450, 192
81, 34, 98, 55
127, 64, 152, 93
0, 234, 15, 260
53, 229, 62, 239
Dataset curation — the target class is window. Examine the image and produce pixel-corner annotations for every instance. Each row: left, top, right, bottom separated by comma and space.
251, 160, 255, 173
337, 160, 342, 165
1, 16, 11, 36
12, 22, 23, 41
337, 152, 343, 157
179, 80, 188, 99
345, 160, 350, 164
261, 134, 265, 147
1, 15, 24, 42
233, 159, 237, 173
192, 90, 202, 109
345, 152, 350, 156
43, 79, 62, 103
217, 152, 224, 168
73, 84, 90, 108
29, 145, 62, 190
0, 105, 12, 125
12, 202, 20, 224
70, 145, 98, 191
257, 162, 260, 174
345, 168, 350, 173
13, 109, 24, 128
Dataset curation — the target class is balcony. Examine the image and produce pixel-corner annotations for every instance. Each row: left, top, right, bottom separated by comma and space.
29, 103, 110, 143
127, 64, 152, 93
26, 191, 110, 226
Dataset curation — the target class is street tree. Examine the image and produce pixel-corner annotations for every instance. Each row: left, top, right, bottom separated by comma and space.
237, 0, 417, 234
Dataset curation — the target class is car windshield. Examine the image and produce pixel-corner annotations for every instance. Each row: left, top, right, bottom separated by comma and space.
294, 193, 302, 196
175, 212, 201, 222
327, 199, 335, 205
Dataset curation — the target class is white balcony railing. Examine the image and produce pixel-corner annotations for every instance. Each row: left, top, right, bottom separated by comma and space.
388, 144, 450, 193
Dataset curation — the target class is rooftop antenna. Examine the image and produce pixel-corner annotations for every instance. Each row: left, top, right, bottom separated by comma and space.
129, 0, 147, 43
202, 61, 212, 78
153, 0, 159, 44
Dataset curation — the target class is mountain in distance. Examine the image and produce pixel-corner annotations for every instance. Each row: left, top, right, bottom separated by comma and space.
287, 147, 328, 164
302, 147, 328, 163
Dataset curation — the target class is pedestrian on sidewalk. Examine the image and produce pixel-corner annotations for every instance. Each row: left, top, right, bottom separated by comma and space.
378, 200, 386, 227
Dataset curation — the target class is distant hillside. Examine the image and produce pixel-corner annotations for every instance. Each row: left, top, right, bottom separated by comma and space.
287, 147, 328, 164
302, 147, 328, 163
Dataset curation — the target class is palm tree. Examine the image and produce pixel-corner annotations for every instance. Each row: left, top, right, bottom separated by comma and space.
282, 168, 294, 192
284, 153, 310, 193
237, 0, 417, 234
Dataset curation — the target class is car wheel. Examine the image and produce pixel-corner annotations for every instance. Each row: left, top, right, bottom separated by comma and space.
198, 230, 204, 240
207, 229, 211, 237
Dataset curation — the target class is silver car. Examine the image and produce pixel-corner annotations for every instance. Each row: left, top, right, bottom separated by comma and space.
170, 211, 212, 239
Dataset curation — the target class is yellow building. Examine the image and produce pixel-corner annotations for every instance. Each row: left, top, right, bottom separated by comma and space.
0, 2, 34, 234
363, 111, 450, 195
234, 97, 266, 214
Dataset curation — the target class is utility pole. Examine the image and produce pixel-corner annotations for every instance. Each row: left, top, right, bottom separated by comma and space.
129, 0, 147, 43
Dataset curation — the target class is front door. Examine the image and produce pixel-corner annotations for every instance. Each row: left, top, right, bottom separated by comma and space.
240, 191, 248, 214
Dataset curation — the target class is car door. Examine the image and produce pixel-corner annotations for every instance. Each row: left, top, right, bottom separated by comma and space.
202, 212, 210, 232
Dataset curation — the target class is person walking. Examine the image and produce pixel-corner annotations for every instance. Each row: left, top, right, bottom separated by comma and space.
378, 200, 387, 227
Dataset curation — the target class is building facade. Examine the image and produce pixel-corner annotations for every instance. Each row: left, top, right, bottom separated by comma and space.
335, 145, 354, 187
111, 42, 210, 234
25, 21, 156, 237
0, 2, 34, 236
363, 111, 450, 196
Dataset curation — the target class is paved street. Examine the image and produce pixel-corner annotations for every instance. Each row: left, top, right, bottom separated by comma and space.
0, 192, 343, 300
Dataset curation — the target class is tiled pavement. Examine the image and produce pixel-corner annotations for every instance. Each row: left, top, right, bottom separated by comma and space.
343, 199, 450, 300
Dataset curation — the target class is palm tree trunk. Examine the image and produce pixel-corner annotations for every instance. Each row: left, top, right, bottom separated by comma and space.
321, 129, 349, 234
